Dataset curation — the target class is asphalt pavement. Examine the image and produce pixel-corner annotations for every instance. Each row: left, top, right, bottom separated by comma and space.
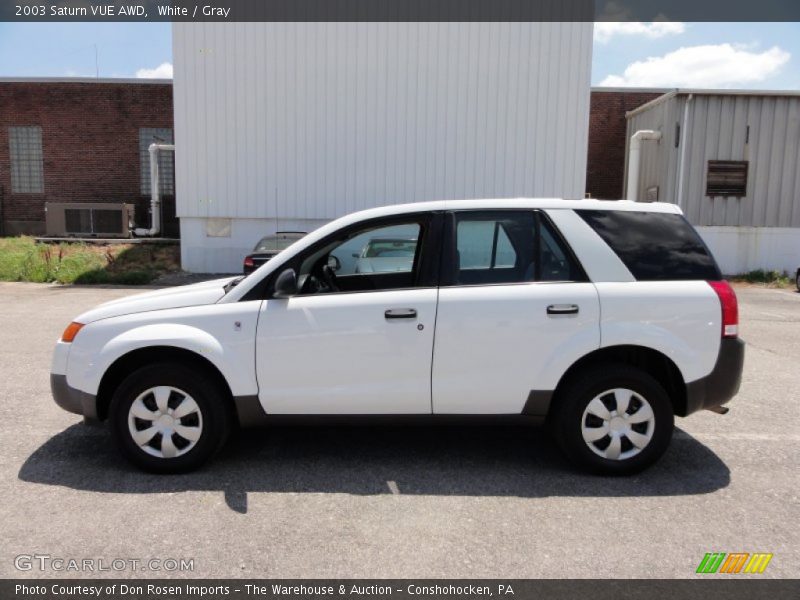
1, 281, 797, 578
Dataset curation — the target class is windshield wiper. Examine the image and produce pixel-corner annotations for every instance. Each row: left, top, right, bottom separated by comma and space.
223, 276, 245, 294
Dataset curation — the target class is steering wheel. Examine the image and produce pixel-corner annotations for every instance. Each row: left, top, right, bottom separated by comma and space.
321, 264, 339, 292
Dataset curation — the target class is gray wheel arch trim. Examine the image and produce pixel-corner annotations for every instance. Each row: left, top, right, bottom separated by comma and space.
522, 390, 554, 416
233, 394, 270, 427
50, 374, 99, 423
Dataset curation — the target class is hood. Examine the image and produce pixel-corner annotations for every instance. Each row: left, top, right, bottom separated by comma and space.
74, 277, 236, 324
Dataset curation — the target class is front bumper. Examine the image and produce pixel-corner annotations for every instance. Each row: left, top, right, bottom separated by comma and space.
685, 338, 745, 416
50, 374, 99, 422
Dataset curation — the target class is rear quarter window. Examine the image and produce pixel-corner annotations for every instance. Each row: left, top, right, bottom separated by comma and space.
576, 210, 721, 281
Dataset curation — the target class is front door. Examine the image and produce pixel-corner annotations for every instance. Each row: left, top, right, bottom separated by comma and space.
256, 215, 440, 414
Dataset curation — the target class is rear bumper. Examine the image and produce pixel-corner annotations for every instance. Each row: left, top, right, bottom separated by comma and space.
685, 338, 745, 416
50, 374, 99, 422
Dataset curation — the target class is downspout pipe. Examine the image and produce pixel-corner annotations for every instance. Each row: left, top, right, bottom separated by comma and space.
626, 130, 662, 202
134, 143, 175, 237
676, 93, 694, 211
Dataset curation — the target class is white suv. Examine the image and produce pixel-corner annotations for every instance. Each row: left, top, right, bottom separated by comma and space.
51, 199, 744, 475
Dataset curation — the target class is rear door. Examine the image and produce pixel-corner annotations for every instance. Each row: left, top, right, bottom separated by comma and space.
432, 210, 600, 414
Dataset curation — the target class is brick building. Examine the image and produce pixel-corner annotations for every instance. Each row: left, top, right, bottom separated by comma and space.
586, 88, 667, 199
0, 78, 175, 236
1, 79, 667, 244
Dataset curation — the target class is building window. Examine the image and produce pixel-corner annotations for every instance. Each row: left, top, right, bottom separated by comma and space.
8, 126, 44, 193
139, 128, 174, 195
706, 161, 748, 197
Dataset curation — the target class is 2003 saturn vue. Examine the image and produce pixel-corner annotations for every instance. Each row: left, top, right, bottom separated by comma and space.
51, 199, 744, 474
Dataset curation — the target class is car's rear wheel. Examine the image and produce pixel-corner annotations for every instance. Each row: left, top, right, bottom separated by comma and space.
109, 363, 231, 473
551, 365, 674, 475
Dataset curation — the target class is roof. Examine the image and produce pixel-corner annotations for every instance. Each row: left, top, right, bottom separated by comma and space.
308, 199, 682, 248
626, 88, 800, 119
348, 198, 682, 217
0, 77, 171, 85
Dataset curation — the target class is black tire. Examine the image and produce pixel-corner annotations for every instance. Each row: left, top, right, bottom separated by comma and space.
550, 364, 674, 475
109, 363, 231, 473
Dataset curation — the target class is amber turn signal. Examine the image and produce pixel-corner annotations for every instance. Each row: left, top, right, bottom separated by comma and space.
61, 322, 84, 343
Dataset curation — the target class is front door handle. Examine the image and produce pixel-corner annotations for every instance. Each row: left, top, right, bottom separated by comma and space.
547, 304, 579, 316
385, 308, 417, 319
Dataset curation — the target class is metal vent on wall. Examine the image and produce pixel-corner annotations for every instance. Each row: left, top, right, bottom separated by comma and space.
706, 161, 749, 197
64, 209, 124, 235
45, 203, 133, 238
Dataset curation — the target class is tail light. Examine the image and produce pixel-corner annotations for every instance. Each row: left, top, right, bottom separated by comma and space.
707, 280, 738, 338
243, 256, 255, 268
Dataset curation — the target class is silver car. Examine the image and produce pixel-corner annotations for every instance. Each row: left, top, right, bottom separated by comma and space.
354, 237, 417, 273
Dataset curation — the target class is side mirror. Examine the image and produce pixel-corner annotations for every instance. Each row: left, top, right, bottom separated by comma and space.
273, 268, 298, 298
352, 253, 359, 258
327, 255, 342, 272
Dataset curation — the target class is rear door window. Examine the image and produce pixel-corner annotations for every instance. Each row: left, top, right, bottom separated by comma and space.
454, 212, 534, 285
539, 218, 585, 282
449, 211, 586, 285
576, 210, 721, 281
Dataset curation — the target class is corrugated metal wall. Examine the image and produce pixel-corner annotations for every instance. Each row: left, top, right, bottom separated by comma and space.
173, 22, 592, 221
627, 92, 800, 227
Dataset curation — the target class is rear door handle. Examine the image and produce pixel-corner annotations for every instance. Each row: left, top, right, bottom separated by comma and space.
385, 308, 417, 319
547, 304, 579, 316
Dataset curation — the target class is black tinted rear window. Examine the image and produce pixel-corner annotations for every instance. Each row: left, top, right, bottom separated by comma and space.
576, 210, 721, 281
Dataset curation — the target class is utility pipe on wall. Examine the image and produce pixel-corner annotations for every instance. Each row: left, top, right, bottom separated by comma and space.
626, 130, 662, 202
135, 143, 175, 237
675, 93, 694, 211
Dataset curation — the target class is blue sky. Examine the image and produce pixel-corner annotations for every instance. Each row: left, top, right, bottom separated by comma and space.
0, 22, 798, 89
592, 22, 800, 89
0, 22, 172, 78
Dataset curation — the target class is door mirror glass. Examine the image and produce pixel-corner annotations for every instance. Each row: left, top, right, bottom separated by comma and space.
273, 268, 298, 298
327, 254, 342, 272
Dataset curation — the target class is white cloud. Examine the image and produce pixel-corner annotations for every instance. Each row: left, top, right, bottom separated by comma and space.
594, 22, 686, 44
135, 62, 173, 79
599, 44, 790, 88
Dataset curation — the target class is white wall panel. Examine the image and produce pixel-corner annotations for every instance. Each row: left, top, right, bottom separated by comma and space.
698, 226, 800, 275
173, 22, 592, 224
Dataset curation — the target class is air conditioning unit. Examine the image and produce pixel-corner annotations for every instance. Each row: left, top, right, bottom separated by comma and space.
45, 202, 134, 238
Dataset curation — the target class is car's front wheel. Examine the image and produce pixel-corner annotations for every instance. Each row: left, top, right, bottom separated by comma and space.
109, 363, 231, 473
551, 364, 674, 475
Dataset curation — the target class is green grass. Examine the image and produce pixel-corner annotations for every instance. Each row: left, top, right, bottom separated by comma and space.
0, 237, 180, 285
731, 269, 793, 288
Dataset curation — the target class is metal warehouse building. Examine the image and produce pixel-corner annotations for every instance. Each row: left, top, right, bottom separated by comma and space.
625, 90, 800, 274
172, 22, 593, 273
